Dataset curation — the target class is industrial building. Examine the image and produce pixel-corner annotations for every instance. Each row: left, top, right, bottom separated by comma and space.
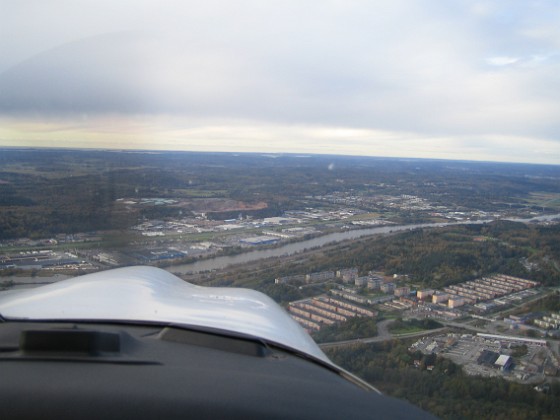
477, 333, 547, 347
132, 249, 186, 262
239, 236, 279, 246
476, 350, 512, 371
495, 355, 513, 371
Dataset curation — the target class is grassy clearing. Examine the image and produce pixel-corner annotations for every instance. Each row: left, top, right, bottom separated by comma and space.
389, 325, 425, 335
526, 192, 560, 209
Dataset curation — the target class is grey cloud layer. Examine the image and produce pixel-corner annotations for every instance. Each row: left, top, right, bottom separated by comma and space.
1, 0, 559, 142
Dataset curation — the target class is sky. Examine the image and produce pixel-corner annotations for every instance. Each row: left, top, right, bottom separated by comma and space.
0, 0, 559, 164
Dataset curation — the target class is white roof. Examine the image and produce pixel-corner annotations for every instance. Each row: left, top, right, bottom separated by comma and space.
0, 266, 328, 363
495, 355, 511, 366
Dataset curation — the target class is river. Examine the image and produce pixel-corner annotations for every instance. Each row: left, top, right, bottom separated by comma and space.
167, 213, 560, 275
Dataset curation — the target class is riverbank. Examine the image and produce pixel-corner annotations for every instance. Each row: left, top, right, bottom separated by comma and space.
165, 213, 560, 275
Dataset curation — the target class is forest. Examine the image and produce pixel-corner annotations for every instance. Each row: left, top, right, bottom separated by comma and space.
312, 317, 379, 343
326, 340, 560, 419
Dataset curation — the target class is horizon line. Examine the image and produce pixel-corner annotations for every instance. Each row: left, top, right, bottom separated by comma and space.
1, 144, 558, 167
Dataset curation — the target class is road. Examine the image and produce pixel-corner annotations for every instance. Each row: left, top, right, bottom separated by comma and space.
318, 315, 500, 350
319, 319, 448, 350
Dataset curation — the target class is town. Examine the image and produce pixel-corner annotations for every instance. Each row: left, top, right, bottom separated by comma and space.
1, 150, 559, 417
277, 263, 559, 384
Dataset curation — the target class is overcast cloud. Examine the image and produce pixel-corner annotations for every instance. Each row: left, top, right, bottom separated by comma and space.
0, 0, 559, 163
